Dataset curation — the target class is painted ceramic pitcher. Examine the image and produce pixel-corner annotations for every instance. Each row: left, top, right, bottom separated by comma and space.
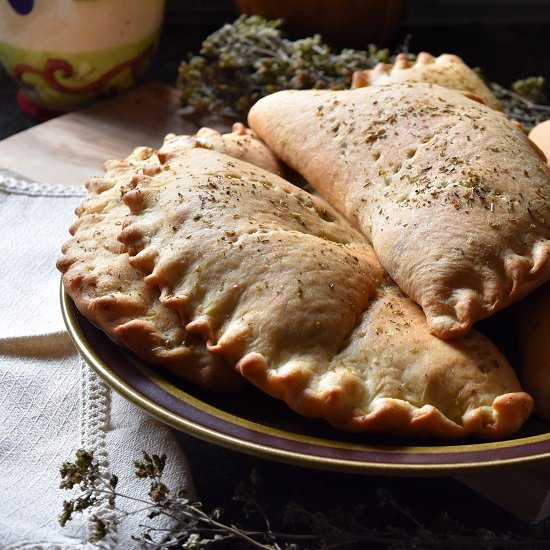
0, 0, 165, 117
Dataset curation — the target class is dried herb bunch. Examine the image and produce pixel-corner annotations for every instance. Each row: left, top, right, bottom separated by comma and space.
60, 449, 550, 549
177, 15, 390, 115
490, 76, 550, 129
177, 15, 549, 129
59, 449, 318, 548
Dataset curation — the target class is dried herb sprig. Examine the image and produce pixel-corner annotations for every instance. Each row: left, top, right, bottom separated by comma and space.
490, 76, 550, 129
59, 449, 319, 548
177, 15, 549, 130
177, 15, 390, 115
60, 449, 550, 549
59, 449, 118, 542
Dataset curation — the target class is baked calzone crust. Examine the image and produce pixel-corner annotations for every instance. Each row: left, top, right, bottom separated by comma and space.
248, 83, 550, 339
513, 285, 550, 418
57, 126, 281, 390
512, 121, 550, 417
118, 146, 532, 439
352, 52, 501, 110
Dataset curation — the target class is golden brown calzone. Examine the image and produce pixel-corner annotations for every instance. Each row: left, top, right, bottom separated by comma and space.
352, 52, 501, 110
512, 121, 550, 417
513, 286, 550, 418
117, 146, 532, 439
248, 83, 550, 339
57, 126, 282, 390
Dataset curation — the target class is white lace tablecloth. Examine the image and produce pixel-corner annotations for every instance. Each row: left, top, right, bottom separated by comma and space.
0, 173, 194, 549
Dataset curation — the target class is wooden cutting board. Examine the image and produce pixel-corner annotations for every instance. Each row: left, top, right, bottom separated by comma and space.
0, 82, 234, 187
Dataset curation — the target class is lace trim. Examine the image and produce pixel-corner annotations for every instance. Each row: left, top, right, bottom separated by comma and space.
80, 360, 119, 546
0, 172, 86, 198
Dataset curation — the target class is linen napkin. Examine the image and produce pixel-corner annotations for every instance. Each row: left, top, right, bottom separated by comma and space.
0, 172, 194, 549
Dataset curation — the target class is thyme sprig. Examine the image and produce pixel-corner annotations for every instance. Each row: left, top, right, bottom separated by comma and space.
490, 77, 550, 129
177, 15, 549, 131
60, 449, 550, 549
59, 449, 318, 548
177, 15, 390, 115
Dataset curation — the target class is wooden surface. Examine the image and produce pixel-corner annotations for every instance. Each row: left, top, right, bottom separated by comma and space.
0, 82, 232, 187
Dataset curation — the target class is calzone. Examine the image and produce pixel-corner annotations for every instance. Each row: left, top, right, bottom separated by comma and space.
118, 146, 532, 439
512, 121, 550, 418
248, 82, 550, 338
352, 52, 501, 110
57, 125, 281, 390
513, 286, 550, 418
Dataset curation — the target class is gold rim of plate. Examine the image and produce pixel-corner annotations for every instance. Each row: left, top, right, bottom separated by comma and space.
60, 281, 550, 474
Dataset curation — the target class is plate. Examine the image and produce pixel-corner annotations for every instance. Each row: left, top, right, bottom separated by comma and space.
61, 286, 550, 474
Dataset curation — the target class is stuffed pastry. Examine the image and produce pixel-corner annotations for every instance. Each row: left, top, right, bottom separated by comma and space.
352, 51, 501, 110
248, 82, 550, 339
57, 125, 281, 390
117, 146, 532, 439
512, 120, 550, 417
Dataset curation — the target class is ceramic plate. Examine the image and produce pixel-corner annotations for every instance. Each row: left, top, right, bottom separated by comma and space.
61, 287, 550, 474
